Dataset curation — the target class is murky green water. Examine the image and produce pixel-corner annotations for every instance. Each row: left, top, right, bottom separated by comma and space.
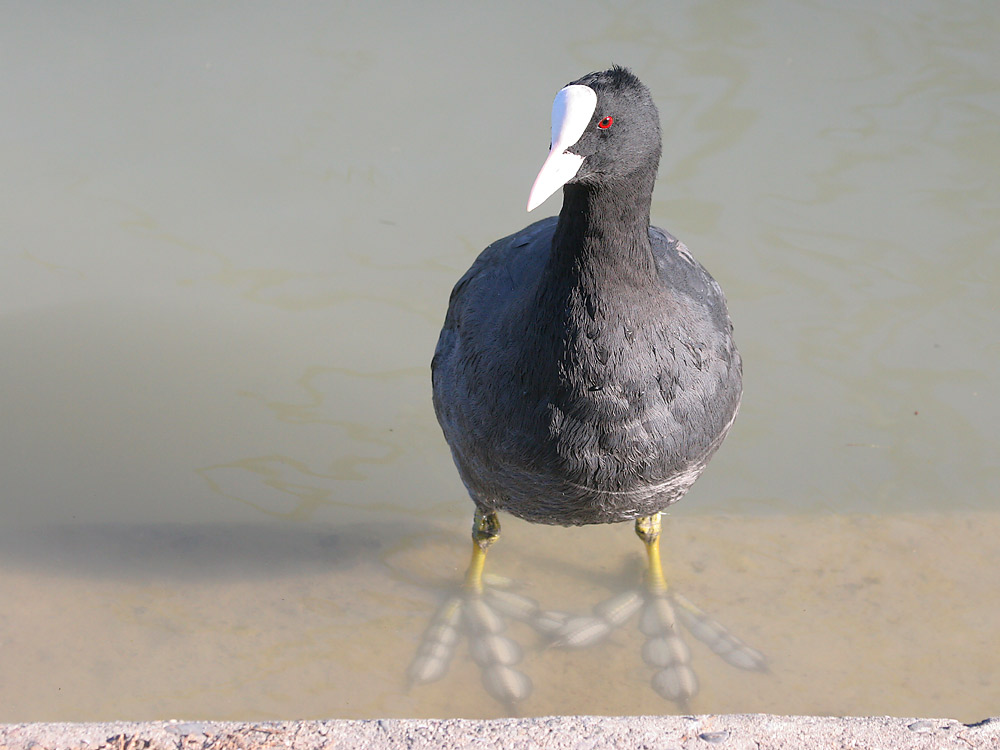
1, 0, 997, 722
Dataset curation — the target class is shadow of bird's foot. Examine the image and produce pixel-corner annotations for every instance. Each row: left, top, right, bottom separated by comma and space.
535, 589, 642, 647
408, 583, 539, 709
538, 586, 766, 705
671, 592, 767, 673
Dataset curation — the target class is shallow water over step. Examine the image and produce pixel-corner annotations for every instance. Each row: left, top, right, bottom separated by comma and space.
1, 512, 997, 721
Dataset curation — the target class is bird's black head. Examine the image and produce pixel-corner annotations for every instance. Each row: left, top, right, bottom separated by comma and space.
528, 66, 662, 211
565, 66, 662, 182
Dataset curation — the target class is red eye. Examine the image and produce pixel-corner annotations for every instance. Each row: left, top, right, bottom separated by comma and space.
597, 116, 613, 129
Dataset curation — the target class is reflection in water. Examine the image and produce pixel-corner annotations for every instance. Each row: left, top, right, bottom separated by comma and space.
193, 361, 434, 521
408, 519, 765, 713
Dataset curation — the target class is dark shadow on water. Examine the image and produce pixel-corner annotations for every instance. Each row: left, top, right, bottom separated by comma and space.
0, 521, 406, 581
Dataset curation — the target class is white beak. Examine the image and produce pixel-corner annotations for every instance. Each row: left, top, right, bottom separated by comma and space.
527, 84, 597, 211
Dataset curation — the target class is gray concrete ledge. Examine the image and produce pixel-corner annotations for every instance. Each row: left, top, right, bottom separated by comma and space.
1, 715, 997, 750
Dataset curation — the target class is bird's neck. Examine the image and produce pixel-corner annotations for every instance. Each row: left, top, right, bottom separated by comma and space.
546, 171, 659, 289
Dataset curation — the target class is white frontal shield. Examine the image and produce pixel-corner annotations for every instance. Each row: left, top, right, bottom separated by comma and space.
527, 84, 598, 211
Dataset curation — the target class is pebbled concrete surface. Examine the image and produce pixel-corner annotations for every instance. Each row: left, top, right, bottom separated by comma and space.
1, 715, 997, 750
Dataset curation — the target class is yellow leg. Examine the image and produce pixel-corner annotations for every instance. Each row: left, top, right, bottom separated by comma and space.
463, 508, 500, 594
635, 513, 667, 595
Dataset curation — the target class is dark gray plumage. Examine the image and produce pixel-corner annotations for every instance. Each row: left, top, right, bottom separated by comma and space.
432, 67, 741, 527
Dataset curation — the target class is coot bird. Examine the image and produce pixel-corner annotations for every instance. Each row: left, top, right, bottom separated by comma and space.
432, 66, 741, 594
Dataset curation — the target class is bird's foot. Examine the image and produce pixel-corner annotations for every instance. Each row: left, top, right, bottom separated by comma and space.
463, 508, 500, 594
